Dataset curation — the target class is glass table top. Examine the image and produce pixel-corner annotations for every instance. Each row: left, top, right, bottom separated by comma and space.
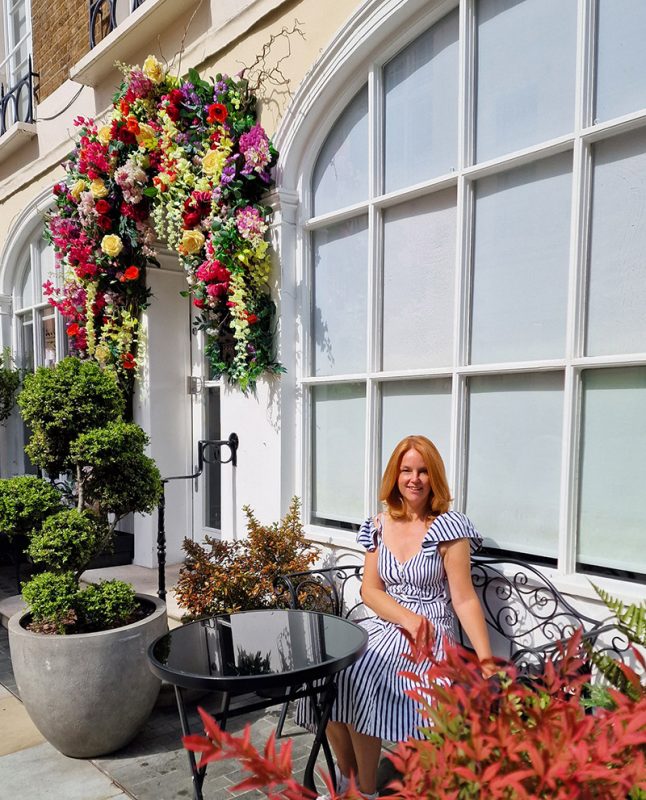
149, 609, 368, 691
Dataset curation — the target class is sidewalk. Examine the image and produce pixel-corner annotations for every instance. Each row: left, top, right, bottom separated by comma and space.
0, 563, 328, 800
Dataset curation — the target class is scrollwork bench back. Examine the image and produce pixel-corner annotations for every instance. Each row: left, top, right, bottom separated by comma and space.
273, 555, 629, 676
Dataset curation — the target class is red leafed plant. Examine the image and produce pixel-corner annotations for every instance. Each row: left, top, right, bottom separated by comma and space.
183, 629, 646, 799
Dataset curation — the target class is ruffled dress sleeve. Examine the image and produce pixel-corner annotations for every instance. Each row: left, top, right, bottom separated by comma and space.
356, 515, 382, 552
421, 510, 482, 556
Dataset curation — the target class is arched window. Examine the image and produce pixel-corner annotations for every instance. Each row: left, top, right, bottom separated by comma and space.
287, 0, 646, 584
13, 231, 64, 371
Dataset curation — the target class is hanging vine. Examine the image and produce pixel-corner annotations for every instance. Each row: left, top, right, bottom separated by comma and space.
45, 56, 281, 394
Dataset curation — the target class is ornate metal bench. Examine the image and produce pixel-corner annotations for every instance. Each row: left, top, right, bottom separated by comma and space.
273, 555, 630, 735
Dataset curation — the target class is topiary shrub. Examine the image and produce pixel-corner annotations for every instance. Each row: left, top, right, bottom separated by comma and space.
28, 510, 105, 574
18, 356, 124, 475
176, 497, 319, 617
0, 476, 63, 539
15, 356, 162, 634
0, 347, 21, 424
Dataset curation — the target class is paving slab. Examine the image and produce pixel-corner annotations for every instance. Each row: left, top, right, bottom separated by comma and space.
0, 741, 132, 800
0, 684, 43, 756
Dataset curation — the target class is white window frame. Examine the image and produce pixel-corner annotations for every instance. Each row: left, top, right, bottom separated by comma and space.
274, 0, 646, 600
1, 0, 32, 88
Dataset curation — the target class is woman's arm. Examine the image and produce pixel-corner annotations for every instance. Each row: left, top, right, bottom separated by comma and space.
360, 549, 428, 637
441, 539, 495, 675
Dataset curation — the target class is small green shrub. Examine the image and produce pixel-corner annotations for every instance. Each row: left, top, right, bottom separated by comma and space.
0, 476, 62, 538
0, 347, 21, 424
28, 510, 105, 574
69, 421, 162, 517
76, 580, 137, 631
18, 357, 124, 474
22, 572, 78, 634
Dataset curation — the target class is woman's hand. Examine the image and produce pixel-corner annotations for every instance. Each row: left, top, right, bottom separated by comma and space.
402, 613, 430, 639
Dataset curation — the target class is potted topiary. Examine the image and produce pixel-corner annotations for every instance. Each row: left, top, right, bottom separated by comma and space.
7, 356, 167, 758
0, 475, 62, 590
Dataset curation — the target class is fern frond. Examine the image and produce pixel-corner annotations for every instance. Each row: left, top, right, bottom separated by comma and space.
584, 642, 642, 701
591, 583, 646, 648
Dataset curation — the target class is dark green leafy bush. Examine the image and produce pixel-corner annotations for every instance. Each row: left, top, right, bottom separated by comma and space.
18, 357, 124, 475
0, 476, 63, 538
76, 581, 137, 631
28, 510, 105, 574
16, 356, 162, 634
0, 347, 21, 424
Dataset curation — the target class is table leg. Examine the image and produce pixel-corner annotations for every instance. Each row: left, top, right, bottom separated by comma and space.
302, 677, 337, 794
174, 686, 207, 800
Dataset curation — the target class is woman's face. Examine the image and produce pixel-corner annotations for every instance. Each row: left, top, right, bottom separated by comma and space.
397, 448, 431, 511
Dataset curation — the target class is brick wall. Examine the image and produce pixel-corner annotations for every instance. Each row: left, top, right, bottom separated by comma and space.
32, 0, 88, 100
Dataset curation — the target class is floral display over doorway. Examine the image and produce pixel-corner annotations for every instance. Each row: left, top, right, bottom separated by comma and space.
45, 56, 281, 393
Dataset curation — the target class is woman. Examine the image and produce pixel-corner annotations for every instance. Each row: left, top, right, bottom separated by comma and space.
306, 435, 494, 800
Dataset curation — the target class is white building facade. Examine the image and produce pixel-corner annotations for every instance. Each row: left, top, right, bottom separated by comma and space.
0, 0, 644, 612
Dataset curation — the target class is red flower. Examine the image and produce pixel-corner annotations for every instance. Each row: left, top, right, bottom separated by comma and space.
95, 199, 111, 214
193, 298, 205, 308
125, 116, 140, 134
182, 210, 202, 229
97, 215, 113, 231
246, 314, 258, 324
67, 323, 80, 336
122, 266, 140, 281
121, 353, 136, 370
207, 103, 228, 124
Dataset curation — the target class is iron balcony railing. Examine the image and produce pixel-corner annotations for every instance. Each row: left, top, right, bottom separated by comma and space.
89, 0, 148, 49
0, 56, 38, 136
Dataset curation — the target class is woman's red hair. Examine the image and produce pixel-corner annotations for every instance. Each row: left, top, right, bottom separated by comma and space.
379, 435, 452, 520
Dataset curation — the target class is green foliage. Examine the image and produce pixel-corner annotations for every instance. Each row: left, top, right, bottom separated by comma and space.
22, 572, 137, 633
176, 497, 319, 617
0, 476, 62, 538
0, 347, 21, 424
76, 580, 136, 632
22, 572, 79, 634
18, 357, 124, 474
28, 510, 105, 574
585, 583, 646, 703
14, 357, 161, 634
69, 421, 162, 518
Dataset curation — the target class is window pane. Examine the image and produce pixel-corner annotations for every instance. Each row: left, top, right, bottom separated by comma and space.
312, 217, 368, 376
595, 0, 646, 123
36, 236, 55, 305
41, 313, 56, 367
205, 387, 221, 530
17, 261, 32, 309
471, 153, 572, 363
384, 10, 458, 193
466, 372, 563, 557
586, 129, 646, 356
476, 0, 577, 162
20, 312, 34, 372
312, 383, 366, 525
578, 368, 646, 573
382, 190, 456, 370
381, 379, 452, 477
312, 86, 368, 216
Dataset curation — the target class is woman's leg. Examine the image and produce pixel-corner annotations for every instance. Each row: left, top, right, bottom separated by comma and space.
347, 726, 382, 795
325, 720, 357, 780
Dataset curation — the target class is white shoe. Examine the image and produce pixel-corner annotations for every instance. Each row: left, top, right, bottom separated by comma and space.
317, 765, 350, 798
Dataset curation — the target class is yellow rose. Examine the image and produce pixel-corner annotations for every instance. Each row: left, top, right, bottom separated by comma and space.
180, 229, 205, 255
202, 149, 225, 177
90, 179, 109, 199
97, 126, 111, 146
101, 234, 123, 257
136, 123, 157, 150
142, 55, 164, 84
70, 180, 87, 201
94, 343, 110, 365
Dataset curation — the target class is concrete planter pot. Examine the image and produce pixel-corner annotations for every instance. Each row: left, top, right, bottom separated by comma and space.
8, 594, 167, 758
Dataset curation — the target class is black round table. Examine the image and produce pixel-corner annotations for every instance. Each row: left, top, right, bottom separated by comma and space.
148, 608, 368, 799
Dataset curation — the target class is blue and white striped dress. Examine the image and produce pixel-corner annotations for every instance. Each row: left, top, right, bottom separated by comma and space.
297, 510, 482, 741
